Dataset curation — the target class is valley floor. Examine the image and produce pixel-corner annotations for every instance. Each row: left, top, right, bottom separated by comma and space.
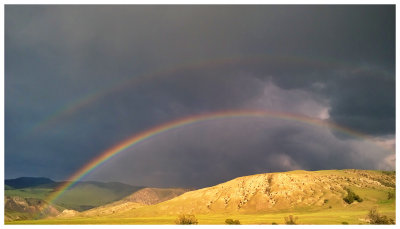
6, 207, 395, 225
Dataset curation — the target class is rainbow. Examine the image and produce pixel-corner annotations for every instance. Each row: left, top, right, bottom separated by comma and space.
42, 109, 393, 212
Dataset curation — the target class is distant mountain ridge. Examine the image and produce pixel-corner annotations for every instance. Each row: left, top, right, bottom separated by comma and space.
5, 177, 55, 189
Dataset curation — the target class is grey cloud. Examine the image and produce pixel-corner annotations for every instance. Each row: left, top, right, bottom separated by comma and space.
243, 80, 329, 119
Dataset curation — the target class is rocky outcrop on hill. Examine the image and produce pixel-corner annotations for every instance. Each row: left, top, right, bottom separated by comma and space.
57, 209, 80, 218
123, 188, 189, 205
4, 196, 59, 221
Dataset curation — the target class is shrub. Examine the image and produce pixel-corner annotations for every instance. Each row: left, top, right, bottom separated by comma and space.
341, 221, 349, 224
366, 207, 394, 225
323, 199, 329, 204
387, 191, 395, 200
271, 222, 278, 225
380, 170, 395, 176
225, 218, 240, 224
284, 215, 298, 225
343, 188, 363, 204
175, 214, 198, 225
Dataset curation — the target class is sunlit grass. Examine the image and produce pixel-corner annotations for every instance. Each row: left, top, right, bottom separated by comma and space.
7, 207, 395, 225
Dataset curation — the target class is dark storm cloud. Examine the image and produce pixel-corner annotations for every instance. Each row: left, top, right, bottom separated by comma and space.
326, 69, 395, 135
265, 65, 395, 135
6, 5, 395, 71
5, 5, 395, 187
87, 118, 393, 188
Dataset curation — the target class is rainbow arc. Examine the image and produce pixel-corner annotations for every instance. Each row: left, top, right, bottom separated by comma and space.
42, 109, 392, 212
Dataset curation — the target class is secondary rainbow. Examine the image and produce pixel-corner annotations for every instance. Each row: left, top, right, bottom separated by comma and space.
27, 54, 363, 136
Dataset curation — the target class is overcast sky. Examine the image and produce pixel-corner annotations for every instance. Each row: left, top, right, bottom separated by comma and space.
5, 5, 395, 188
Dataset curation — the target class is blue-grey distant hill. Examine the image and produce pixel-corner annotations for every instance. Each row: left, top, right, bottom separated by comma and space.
5, 177, 55, 189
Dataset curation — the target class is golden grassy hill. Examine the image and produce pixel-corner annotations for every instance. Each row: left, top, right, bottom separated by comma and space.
112, 169, 395, 217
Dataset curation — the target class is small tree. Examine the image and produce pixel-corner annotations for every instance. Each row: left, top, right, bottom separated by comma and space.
366, 207, 394, 225
284, 215, 298, 225
387, 191, 395, 200
175, 214, 198, 225
225, 218, 240, 224
343, 188, 363, 204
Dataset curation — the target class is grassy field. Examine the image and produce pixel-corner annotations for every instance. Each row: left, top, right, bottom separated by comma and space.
5, 188, 54, 200
6, 207, 395, 225
7, 197, 395, 225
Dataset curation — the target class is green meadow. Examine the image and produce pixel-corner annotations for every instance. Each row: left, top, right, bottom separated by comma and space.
5, 188, 53, 200
7, 208, 395, 225
7, 197, 395, 225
